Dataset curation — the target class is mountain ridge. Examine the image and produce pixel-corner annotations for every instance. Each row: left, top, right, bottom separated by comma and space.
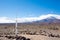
0, 14, 60, 23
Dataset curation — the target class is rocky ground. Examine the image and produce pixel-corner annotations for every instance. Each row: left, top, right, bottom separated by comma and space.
0, 35, 60, 40
0, 23, 60, 40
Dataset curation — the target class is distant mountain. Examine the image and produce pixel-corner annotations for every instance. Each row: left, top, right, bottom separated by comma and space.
31, 16, 60, 24
20, 14, 60, 23
0, 15, 60, 28
0, 14, 60, 23
40, 16, 58, 22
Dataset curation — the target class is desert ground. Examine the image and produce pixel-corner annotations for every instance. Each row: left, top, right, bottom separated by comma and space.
0, 23, 60, 40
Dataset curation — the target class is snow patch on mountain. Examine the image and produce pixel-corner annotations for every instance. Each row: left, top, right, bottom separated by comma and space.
0, 14, 60, 23
39, 14, 60, 20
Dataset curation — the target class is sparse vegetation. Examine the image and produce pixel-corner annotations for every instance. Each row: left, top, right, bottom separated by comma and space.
0, 23, 60, 40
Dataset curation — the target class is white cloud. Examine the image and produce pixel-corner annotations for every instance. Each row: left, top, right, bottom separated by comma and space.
0, 17, 15, 23
0, 14, 60, 23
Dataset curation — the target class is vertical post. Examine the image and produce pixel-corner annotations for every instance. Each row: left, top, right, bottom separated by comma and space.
15, 18, 18, 36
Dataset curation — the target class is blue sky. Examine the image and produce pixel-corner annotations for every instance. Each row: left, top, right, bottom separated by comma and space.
0, 0, 60, 18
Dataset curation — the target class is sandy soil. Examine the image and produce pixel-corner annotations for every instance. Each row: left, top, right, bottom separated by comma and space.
0, 35, 60, 40
20, 35, 60, 40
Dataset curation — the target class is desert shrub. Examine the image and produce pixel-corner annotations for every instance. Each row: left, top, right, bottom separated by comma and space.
48, 34, 60, 38
26, 38, 30, 40
4, 27, 7, 29
48, 34, 55, 37
49, 27, 59, 30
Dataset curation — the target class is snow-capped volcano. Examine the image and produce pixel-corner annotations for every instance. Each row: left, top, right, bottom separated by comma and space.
38, 14, 60, 20
0, 14, 60, 23
39, 16, 58, 22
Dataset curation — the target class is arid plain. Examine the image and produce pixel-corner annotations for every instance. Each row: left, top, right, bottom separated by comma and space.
0, 22, 60, 40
